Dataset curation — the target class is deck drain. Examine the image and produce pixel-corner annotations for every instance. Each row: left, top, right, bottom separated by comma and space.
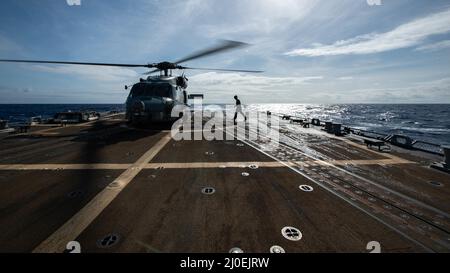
270, 245, 285, 253
236, 143, 244, 147
281, 226, 302, 241
97, 233, 120, 248
205, 151, 215, 156
429, 181, 443, 187
201, 187, 216, 195
368, 198, 376, 202
248, 164, 259, 169
299, 185, 314, 192
229, 247, 244, 253
355, 191, 363, 195
241, 172, 250, 177
67, 190, 83, 199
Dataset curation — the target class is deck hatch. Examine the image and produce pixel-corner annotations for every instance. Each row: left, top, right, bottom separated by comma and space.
299, 185, 314, 192
281, 227, 303, 241
229, 247, 244, 253
67, 190, 84, 199
201, 187, 216, 195
270, 245, 285, 253
428, 181, 443, 187
97, 233, 120, 248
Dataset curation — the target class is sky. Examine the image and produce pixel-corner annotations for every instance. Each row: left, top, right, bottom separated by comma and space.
0, 0, 450, 104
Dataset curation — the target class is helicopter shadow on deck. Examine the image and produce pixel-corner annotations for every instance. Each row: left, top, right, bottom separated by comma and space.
59, 119, 176, 213
71, 120, 175, 154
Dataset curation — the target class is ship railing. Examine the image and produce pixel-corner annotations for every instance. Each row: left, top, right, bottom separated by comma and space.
411, 140, 443, 156
276, 113, 445, 156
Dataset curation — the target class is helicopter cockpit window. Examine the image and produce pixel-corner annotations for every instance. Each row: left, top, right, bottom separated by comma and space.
130, 84, 173, 98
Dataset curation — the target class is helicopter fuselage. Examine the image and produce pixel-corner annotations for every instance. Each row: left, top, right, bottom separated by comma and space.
125, 76, 188, 124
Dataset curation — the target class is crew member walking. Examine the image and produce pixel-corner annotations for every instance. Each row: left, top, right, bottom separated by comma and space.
233, 95, 246, 125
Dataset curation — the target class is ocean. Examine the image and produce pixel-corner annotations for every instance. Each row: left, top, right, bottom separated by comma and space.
0, 104, 449, 146
248, 104, 450, 146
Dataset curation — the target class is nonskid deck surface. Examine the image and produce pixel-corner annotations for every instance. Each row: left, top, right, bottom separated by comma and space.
0, 114, 449, 253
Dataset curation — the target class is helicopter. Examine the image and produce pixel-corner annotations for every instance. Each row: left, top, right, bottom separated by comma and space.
0, 40, 262, 125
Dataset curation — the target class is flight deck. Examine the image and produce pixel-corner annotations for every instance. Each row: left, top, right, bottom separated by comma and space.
0, 113, 449, 253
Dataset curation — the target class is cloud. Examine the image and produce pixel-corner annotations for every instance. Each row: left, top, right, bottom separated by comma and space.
0, 84, 127, 104
190, 72, 323, 88
0, 85, 32, 94
415, 40, 450, 52
187, 72, 450, 103
331, 77, 450, 103
0, 34, 22, 53
285, 8, 450, 57
22, 87, 32, 93
199, 0, 319, 37
29, 64, 139, 82
338, 76, 353, 80
188, 72, 324, 102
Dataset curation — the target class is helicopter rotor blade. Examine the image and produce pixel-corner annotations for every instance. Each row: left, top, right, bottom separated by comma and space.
0, 59, 153, 68
174, 40, 249, 65
182, 67, 263, 73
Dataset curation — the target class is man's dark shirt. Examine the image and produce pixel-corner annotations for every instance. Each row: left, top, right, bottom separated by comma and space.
235, 99, 241, 106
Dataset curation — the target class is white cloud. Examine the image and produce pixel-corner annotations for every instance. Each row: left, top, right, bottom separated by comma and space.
0, 34, 22, 53
338, 76, 353, 80
189, 72, 324, 102
331, 77, 450, 103
29, 64, 139, 82
190, 72, 323, 88
199, 0, 319, 37
285, 8, 450, 57
188, 72, 450, 103
415, 40, 450, 52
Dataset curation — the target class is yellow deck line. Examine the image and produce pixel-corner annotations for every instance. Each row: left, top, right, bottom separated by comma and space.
32, 133, 172, 253
0, 158, 411, 171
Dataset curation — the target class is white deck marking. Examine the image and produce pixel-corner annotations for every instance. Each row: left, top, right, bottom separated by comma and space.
0, 159, 411, 171
32, 133, 172, 253
219, 127, 434, 252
